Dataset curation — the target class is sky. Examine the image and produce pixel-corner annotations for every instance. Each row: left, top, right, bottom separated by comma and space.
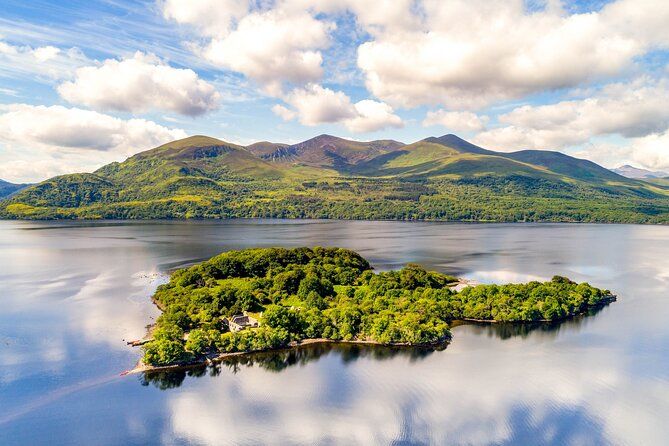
0, 0, 668, 183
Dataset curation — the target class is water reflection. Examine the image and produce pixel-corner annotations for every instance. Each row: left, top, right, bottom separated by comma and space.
141, 343, 446, 389
142, 302, 613, 392
461, 303, 610, 341
1, 220, 668, 445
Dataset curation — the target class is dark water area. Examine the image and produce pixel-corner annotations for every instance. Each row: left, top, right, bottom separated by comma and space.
1, 219, 668, 445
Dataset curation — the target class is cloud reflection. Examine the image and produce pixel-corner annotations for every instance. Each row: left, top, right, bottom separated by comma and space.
160, 323, 669, 445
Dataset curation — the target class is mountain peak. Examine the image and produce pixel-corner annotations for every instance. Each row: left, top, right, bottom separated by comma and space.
162, 135, 228, 148
249, 134, 404, 167
423, 134, 493, 155
131, 135, 245, 162
612, 164, 669, 179
303, 134, 346, 144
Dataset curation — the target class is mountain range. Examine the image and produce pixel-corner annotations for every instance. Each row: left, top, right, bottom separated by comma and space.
0, 179, 30, 199
2, 134, 668, 223
612, 164, 669, 179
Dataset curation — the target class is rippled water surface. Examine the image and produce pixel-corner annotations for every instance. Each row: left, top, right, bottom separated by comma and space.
1, 220, 668, 445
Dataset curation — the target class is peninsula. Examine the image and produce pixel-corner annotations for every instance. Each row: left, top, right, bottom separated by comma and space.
134, 247, 615, 371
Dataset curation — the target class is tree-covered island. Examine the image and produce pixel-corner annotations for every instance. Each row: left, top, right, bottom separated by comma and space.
138, 247, 615, 369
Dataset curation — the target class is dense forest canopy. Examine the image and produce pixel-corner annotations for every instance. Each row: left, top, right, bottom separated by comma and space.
142, 247, 615, 366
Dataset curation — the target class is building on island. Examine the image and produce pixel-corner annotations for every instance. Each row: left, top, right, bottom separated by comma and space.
224, 312, 259, 332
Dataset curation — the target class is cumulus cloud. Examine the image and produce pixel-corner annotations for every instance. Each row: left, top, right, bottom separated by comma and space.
271, 104, 297, 122
0, 104, 186, 181
161, 0, 249, 38
0, 41, 90, 80
32, 46, 60, 62
345, 100, 403, 133
58, 52, 220, 116
278, 84, 356, 126
621, 130, 669, 170
164, 1, 333, 94
473, 77, 669, 151
0, 41, 18, 55
423, 110, 488, 132
273, 84, 402, 133
160, 0, 669, 117
355, 0, 669, 109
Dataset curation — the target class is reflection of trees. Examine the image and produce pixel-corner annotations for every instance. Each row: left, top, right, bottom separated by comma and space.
140, 303, 610, 390
460, 303, 609, 340
140, 342, 447, 390
140, 364, 221, 389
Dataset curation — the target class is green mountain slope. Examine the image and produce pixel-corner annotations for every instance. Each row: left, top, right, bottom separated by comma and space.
503, 150, 623, 182
2, 134, 668, 223
353, 137, 560, 180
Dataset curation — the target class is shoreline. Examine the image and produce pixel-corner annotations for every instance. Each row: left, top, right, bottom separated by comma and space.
458, 295, 617, 324
1, 217, 666, 227
126, 337, 450, 375
127, 295, 616, 375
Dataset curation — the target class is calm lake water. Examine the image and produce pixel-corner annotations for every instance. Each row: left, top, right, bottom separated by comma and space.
1, 220, 668, 445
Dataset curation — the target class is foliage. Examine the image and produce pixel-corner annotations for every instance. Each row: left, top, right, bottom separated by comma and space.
140, 247, 613, 366
2, 135, 669, 223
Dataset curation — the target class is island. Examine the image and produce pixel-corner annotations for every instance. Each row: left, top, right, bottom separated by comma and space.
133, 247, 615, 372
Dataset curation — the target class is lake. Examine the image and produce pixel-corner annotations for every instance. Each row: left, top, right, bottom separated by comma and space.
1, 220, 668, 445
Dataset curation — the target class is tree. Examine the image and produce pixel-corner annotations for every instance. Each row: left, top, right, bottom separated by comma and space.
185, 329, 210, 355
143, 339, 189, 365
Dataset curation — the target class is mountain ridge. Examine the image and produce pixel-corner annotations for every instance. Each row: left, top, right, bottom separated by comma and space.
247, 134, 405, 168
0, 179, 31, 198
612, 164, 669, 179
2, 133, 668, 223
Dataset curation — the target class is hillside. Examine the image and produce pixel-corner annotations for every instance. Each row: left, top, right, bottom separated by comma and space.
0, 179, 30, 198
2, 134, 669, 223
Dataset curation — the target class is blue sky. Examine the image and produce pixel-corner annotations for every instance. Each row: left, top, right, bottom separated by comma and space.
0, 0, 668, 182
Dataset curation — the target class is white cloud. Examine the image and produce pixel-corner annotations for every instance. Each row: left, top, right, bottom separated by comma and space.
272, 104, 297, 121
58, 52, 220, 116
624, 130, 669, 171
0, 41, 90, 80
161, 0, 249, 38
345, 99, 403, 133
203, 9, 332, 94
0, 41, 18, 55
423, 110, 488, 132
32, 45, 60, 62
356, 0, 669, 109
473, 77, 669, 151
163, 1, 334, 95
274, 84, 402, 133
279, 84, 356, 126
0, 104, 186, 182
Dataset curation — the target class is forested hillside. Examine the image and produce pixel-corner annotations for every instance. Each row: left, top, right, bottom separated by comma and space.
2, 134, 669, 223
